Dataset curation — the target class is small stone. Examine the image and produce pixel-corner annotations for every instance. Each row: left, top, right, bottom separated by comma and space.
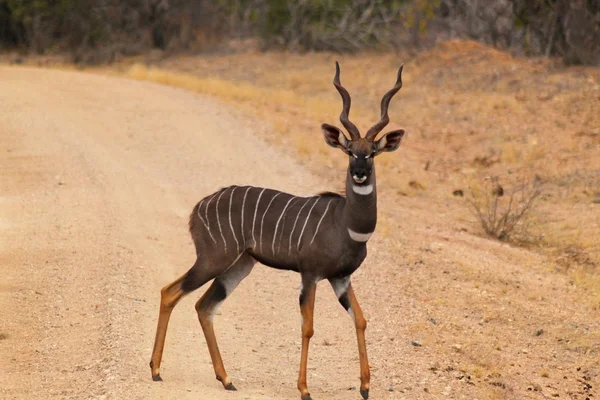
411, 340, 422, 347
441, 385, 451, 396
348, 386, 356, 391
453, 344, 462, 352
388, 386, 395, 392
535, 329, 544, 336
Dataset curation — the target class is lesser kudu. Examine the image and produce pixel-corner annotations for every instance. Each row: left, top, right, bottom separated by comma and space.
150, 62, 406, 400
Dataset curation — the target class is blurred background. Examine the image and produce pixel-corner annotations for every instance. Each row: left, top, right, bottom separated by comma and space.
0, 0, 598, 65
1, 1, 599, 399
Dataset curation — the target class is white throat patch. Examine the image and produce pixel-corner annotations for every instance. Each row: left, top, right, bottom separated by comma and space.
352, 184, 373, 195
348, 228, 373, 242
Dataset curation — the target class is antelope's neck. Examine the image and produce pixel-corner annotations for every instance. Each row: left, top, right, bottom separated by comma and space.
342, 167, 377, 240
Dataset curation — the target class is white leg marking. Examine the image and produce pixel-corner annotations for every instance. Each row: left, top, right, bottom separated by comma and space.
210, 253, 254, 321
288, 198, 312, 254
251, 188, 267, 248
331, 278, 355, 320
208, 301, 223, 322
196, 196, 217, 243
228, 187, 240, 253
260, 192, 282, 253
240, 186, 252, 244
352, 184, 373, 195
297, 197, 320, 250
348, 228, 373, 242
272, 197, 296, 255
216, 188, 230, 252
309, 198, 334, 244
348, 307, 356, 321
331, 277, 350, 298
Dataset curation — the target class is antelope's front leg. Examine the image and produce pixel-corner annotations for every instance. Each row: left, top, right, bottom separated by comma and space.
297, 279, 317, 400
330, 278, 370, 399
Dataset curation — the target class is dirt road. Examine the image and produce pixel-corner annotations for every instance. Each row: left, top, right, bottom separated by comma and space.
1, 66, 598, 400
0, 66, 373, 400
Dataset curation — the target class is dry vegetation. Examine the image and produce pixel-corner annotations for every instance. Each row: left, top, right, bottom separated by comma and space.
9, 40, 595, 398
111, 41, 600, 398
468, 176, 542, 242
119, 40, 600, 271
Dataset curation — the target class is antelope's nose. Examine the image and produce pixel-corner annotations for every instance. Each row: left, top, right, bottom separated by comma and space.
352, 169, 368, 184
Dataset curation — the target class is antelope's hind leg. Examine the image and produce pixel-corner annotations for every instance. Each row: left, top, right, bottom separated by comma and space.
150, 258, 216, 381
195, 253, 256, 391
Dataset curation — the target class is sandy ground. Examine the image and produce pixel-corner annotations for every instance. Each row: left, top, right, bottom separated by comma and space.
0, 66, 598, 400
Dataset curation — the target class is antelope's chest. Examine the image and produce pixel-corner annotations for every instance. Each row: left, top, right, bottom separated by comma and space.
326, 243, 367, 279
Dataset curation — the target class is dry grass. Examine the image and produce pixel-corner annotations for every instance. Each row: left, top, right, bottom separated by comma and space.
85, 40, 600, 398
116, 42, 600, 300
468, 176, 542, 242
2, 41, 599, 399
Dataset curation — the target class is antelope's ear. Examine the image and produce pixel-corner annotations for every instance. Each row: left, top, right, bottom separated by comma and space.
374, 129, 405, 154
322, 123, 349, 152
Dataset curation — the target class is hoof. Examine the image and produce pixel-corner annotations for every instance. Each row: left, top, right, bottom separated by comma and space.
152, 375, 163, 382
224, 383, 237, 391
360, 388, 369, 399
301, 395, 312, 400
216, 375, 236, 391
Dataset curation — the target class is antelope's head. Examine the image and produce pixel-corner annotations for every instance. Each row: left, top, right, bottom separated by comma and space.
322, 62, 405, 185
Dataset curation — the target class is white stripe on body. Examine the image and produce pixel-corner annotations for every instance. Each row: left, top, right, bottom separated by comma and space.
276, 197, 300, 254
215, 188, 230, 252
288, 197, 312, 254
196, 195, 217, 243
352, 184, 373, 195
259, 192, 282, 253
240, 186, 252, 244
204, 192, 220, 243
310, 198, 334, 244
297, 197, 320, 250
272, 196, 297, 255
228, 187, 240, 253
348, 228, 373, 242
251, 188, 267, 248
